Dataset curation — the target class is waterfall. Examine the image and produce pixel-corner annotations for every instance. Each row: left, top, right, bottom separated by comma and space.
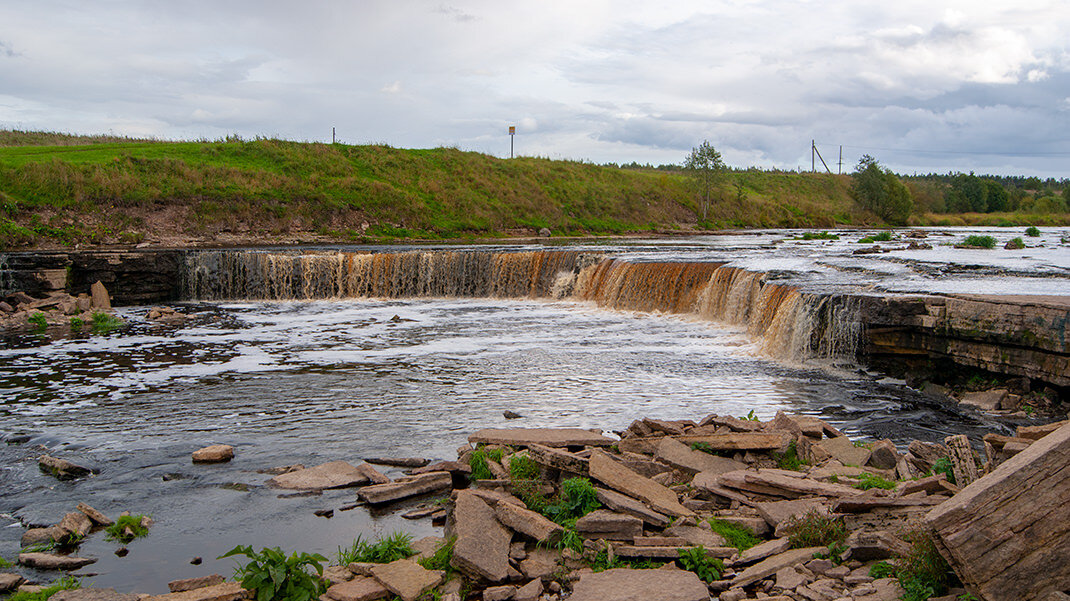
181, 249, 862, 364
0, 254, 11, 296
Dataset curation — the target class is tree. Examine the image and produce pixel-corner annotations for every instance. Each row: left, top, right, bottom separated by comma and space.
683, 140, 726, 222
850, 155, 913, 225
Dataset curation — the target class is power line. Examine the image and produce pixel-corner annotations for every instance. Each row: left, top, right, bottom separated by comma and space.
818, 142, 1070, 158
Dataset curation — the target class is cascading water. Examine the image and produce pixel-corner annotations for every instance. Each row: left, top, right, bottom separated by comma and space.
181, 249, 863, 364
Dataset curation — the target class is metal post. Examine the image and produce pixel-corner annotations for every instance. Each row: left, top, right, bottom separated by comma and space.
838, 145, 842, 174
509, 125, 515, 158
332, 127, 336, 144
811, 140, 815, 172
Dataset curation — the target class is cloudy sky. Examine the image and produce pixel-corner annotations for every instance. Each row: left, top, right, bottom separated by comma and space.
1, 1, 1068, 177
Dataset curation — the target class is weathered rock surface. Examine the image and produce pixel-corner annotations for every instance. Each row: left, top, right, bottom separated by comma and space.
18, 552, 97, 570
755, 498, 830, 529
363, 457, 429, 468
90, 281, 112, 310
736, 537, 791, 565
168, 576, 226, 593
959, 389, 1008, 411
663, 524, 727, 548
268, 461, 375, 490
526, 443, 588, 474
674, 432, 789, 451
588, 450, 694, 518
730, 547, 826, 588
575, 510, 642, 540
926, 422, 1070, 601
39, 455, 94, 480
368, 559, 444, 601
76, 502, 113, 526
815, 436, 871, 467
593, 487, 670, 527
192, 445, 234, 463
493, 500, 563, 543
357, 472, 451, 505
59, 511, 93, 538
51, 589, 142, 601
568, 568, 710, 601
654, 437, 747, 476
468, 428, 614, 448
0, 573, 24, 593
449, 491, 511, 583
143, 582, 249, 601
325, 576, 390, 601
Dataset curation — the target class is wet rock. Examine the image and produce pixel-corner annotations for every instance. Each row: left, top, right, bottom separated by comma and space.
143, 582, 249, 601
192, 445, 234, 463
368, 559, 443, 601
90, 281, 112, 311
114, 548, 128, 557
168, 575, 226, 593
468, 428, 615, 448
21, 525, 65, 547
76, 503, 113, 527
568, 568, 709, 601
448, 490, 512, 583
313, 509, 334, 518
59, 511, 93, 538
357, 472, 451, 505
538, 228, 551, 237
18, 552, 97, 570
493, 499, 563, 543
502, 410, 523, 419
653, 437, 747, 477
39, 455, 94, 480
588, 450, 694, 518
926, 422, 1070, 601
268, 461, 376, 490
190, 557, 202, 565
325, 576, 389, 601
256, 464, 304, 475
50, 589, 142, 601
575, 510, 642, 541
0, 573, 24, 593
363, 457, 429, 468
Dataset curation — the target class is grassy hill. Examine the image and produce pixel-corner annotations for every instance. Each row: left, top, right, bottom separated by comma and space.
2, 129, 1058, 249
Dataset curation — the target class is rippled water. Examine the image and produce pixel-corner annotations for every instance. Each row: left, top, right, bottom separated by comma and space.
0, 296, 1005, 592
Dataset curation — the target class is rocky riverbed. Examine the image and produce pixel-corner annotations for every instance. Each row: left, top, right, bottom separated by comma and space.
3, 414, 1067, 601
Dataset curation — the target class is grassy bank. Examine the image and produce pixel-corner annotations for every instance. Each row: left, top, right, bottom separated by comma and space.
0, 130, 1064, 249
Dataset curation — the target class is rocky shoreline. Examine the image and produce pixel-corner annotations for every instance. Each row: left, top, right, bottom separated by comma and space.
3, 414, 1068, 601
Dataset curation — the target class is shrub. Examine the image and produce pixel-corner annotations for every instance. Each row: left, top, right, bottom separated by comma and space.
1005, 237, 1025, 249
783, 509, 848, 549
676, 547, 724, 583
104, 514, 151, 542
29, 311, 47, 332
508, 453, 541, 481
708, 519, 760, 551
850, 156, 913, 225
337, 532, 414, 565
873, 231, 893, 242
929, 457, 956, 485
91, 311, 124, 333
795, 231, 839, 240
220, 545, 326, 601
69, 317, 84, 329
869, 561, 896, 579
5, 577, 80, 601
961, 235, 996, 249
543, 477, 600, 525
1025, 226, 1041, 237
896, 528, 954, 601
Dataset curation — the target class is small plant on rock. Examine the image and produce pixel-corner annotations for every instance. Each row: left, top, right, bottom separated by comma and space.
29, 311, 48, 332
1025, 226, 1041, 237
676, 546, 724, 583
1005, 237, 1025, 250
772, 439, 805, 471
337, 532, 414, 565
895, 527, 955, 601
220, 545, 326, 601
929, 457, 956, 484
69, 317, 84, 330
543, 477, 600, 525
708, 519, 760, 551
869, 560, 896, 579
508, 453, 540, 481
416, 537, 455, 577
104, 514, 151, 543
961, 235, 996, 249
783, 509, 848, 549
467, 449, 494, 481
5, 576, 80, 601
90, 311, 124, 334
853, 472, 897, 491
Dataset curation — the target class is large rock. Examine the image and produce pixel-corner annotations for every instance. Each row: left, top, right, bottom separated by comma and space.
867, 439, 899, 470
568, 568, 709, 601
168, 575, 226, 593
675, 432, 790, 451
654, 437, 747, 476
575, 510, 642, 540
526, 443, 588, 474
325, 576, 390, 601
449, 491, 511, 583
76, 503, 113, 526
588, 450, 694, 518
38, 455, 94, 480
0, 573, 24, 593
926, 422, 1070, 601
755, 498, 830, 530
663, 524, 727, 548
90, 281, 112, 310
815, 437, 871, 467
143, 582, 248, 601
594, 487, 670, 528
718, 469, 862, 499
368, 559, 444, 601
268, 461, 378, 490
51, 589, 142, 601
357, 472, 451, 505
468, 428, 615, 448
959, 389, 1007, 411
18, 552, 97, 570
493, 499, 563, 543
730, 547, 826, 588
192, 445, 234, 463
59, 511, 93, 538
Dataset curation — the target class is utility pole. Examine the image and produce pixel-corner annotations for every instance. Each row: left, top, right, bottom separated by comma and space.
811, 140, 815, 172
332, 127, 336, 144
509, 125, 515, 158
838, 145, 843, 174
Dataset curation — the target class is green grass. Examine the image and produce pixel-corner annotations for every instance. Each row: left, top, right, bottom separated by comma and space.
869, 561, 896, 579
961, 234, 996, 248
29, 311, 46, 332
1006, 236, 1025, 249
104, 514, 150, 542
928, 457, 956, 484
708, 519, 760, 551
337, 532, 415, 565
416, 537, 455, 577
676, 547, 725, 583
772, 439, 805, 471
4, 577, 80, 601
508, 453, 541, 481
783, 509, 848, 549
793, 231, 839, 240
0, 555, 13, 567
852, 472, 898, 490
543, 477, 601, 525
91, 311, 124, 334
467, 449, 494, 481
896, 528, 955, 601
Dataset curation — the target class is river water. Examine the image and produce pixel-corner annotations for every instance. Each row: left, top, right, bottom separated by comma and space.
0, 227, 1067, 592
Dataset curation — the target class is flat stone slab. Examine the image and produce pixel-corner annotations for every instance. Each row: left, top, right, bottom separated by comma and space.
594, 487, 670, 528
755, 498, 830, 529
654, 437, 747, 476
816, 436, 871, 467
674, 432, 790, 451
568, 568, 709, 601
192, 445, 234, 463
468, 428, 615, 448
51, 589, 142, 601
269, 461, 378, 490
168, 575, 226, 593
18, 552, 97, 570
575, 509, 643, 540
363, 457, 429, 468
449, 490, 512, 583
38, 455, 94, 480
76, 503, 113, 526
0, 573, 24, 593
144, 582, 249, 601
663, 524, 727, 548
588, 450, 694, 518
736, 537, 791, 565
357, 471, 451, 505
493, 499, 563, 543
730, 547, 826, 588
325, 576, 390, 601
368, 559, 443, 601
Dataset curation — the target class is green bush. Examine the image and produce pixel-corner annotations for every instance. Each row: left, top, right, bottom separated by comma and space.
853, 472, 897, 490
220, 545, 326, 601
795, 231, 839, 240
1025, 226, 1041, 237
850, 156, 913, 225
508, 453, 541, 481
1005, 237, 1025, 249
708, 519, 760, 551
772, 440, 805, 471
868, 561, 896, 579
544, 477, 600, 525
783, 509, 848, 549
961, 235, 996, 248
676, 546, 724, 583
104, 514, 151, 542
873, 231, 893, 241
29, 311, 47, 332
929, 457, 956, 484
896, 528, 954, 601
5, 577, 80, 601
91, 311, 124, 333
337, 532, 414, 565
